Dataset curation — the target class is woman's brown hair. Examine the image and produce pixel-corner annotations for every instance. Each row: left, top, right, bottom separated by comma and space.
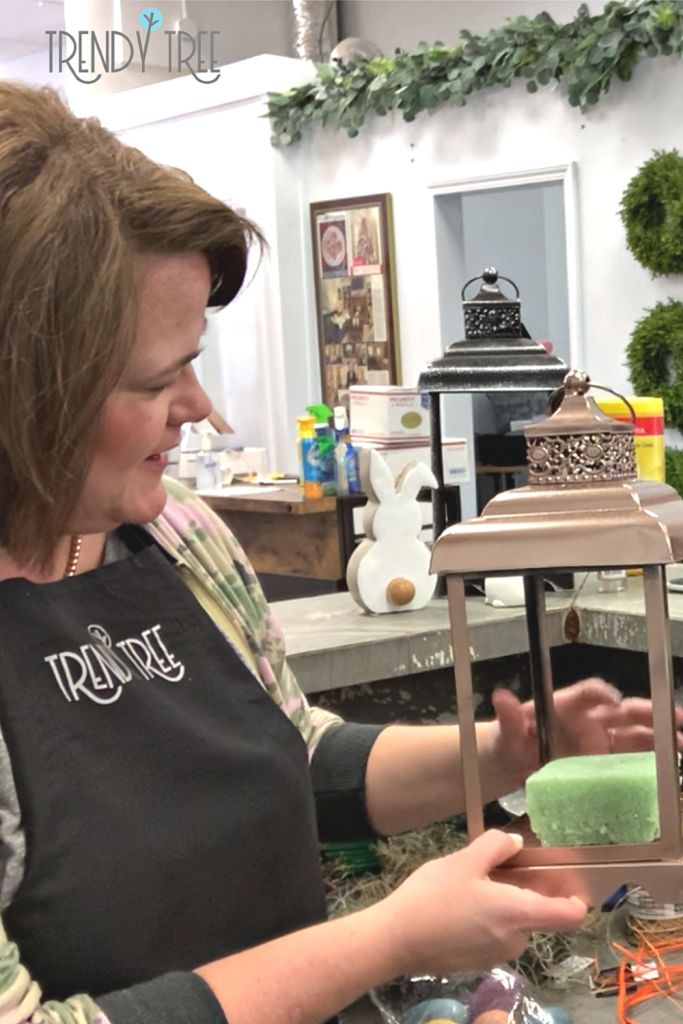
0, 81, 260, 565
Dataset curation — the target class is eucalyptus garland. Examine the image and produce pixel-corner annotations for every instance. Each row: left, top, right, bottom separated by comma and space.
268, 1, 683, 145
620, 150, 683, 276
626, 300, 683, 432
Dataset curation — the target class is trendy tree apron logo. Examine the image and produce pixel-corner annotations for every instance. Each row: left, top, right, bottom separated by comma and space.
46, 5, 220, 85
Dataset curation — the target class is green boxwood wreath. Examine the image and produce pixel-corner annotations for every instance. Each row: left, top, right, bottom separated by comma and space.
626, 299, 683, 432
666, 447, 683, 498
620, 150, 683, 276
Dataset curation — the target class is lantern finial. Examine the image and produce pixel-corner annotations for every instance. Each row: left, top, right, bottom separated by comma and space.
562, 369, 591, 396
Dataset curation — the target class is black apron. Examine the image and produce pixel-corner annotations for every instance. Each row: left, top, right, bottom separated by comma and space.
0, 539, 327, 999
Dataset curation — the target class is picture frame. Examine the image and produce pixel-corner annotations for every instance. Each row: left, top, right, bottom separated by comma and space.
310, 193, 401, 410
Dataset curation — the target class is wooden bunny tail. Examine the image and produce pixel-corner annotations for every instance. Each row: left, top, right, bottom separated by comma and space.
386, 577, 416, 606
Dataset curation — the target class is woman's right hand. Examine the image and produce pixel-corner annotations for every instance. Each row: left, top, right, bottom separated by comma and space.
376, 830, 587, 976
195, 832, 586, 1024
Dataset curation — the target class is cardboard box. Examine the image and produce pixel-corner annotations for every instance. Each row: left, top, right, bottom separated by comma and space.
349, 385, 430, 442
353, 438, 470, 484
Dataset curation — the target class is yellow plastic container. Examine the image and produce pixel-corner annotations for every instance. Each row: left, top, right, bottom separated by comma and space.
296, 414, 323, 499
596, 396, 665, 483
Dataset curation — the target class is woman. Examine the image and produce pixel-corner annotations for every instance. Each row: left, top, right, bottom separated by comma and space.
0, 81, 667, 1024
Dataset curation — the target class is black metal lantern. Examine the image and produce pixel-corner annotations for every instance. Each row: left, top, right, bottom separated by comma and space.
418, 268, 568, 545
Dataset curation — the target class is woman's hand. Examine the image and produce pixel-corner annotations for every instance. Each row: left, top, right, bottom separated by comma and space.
196, 831, 586, 1024
377, 830, 587, 976
489, 678, 683, 788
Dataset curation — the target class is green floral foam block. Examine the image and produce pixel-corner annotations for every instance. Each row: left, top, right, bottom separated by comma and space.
526, 752, 660, 847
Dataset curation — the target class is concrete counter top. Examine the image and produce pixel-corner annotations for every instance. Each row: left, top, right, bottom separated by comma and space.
272, 574, 683, 694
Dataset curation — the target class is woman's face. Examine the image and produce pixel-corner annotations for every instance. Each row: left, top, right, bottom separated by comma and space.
72, 252, 213, 533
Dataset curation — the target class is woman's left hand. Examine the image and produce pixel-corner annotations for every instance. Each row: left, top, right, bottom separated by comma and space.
490, 678, 683, 787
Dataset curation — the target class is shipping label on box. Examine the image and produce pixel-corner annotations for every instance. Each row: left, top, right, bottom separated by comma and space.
443, 438, 470, 484
349, 385, 430, 441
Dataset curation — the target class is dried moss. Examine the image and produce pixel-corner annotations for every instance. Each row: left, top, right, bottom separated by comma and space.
323, 821, 596, 986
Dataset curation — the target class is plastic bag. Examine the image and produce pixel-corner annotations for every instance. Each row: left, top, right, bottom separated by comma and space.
370, 966, 556, 1024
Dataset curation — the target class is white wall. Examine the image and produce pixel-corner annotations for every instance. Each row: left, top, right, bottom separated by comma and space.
339, 0, 606, 53
0, 50, 61, 86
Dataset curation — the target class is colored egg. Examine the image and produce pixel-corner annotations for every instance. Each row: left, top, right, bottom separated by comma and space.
402, 997, 468, 1024
472, 1012, 510, 1024
468, 973, 527, 1020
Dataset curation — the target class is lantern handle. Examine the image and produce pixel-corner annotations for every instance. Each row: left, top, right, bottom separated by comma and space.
547, 378, 637, 422
461, 273, 520, 301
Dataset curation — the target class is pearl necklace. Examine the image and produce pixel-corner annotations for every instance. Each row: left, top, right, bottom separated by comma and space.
64, 535, 83, 578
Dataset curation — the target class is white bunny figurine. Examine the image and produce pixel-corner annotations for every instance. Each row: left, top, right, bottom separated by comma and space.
346, 448, 438, 614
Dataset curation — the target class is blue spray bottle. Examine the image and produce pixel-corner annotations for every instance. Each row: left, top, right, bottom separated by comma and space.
307, 404, 337, 496
333, 406, 360, 495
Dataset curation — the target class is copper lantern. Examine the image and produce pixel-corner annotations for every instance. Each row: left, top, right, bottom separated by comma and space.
431, 370, 683, 904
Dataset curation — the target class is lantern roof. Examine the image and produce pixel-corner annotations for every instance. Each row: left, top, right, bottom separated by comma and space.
418, 267, 567, 394
431, 371, 683, 574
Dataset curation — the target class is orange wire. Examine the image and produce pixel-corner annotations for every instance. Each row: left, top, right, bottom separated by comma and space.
614, 936, 683, 1022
